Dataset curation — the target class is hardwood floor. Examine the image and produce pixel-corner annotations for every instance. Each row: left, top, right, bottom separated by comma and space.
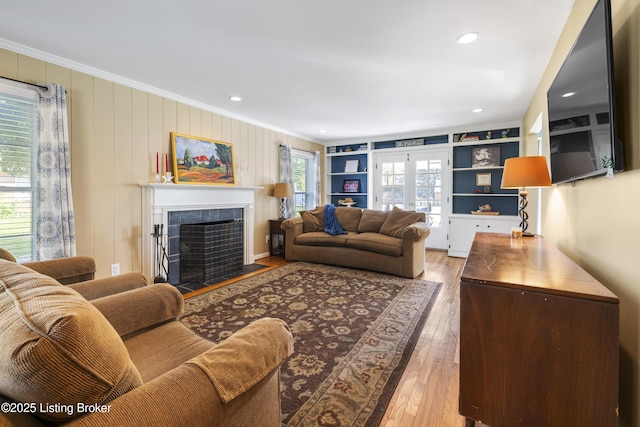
189, 252, 468, 426
379, 250, 467, 427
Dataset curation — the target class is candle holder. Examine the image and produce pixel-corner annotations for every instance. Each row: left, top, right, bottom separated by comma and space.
162, 172, 174, 184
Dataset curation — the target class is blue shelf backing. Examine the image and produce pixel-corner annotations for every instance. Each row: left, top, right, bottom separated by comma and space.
452, 135, 520, 215
330, 175, 368, 193
331, 153, 367, 173
453, 170, 517, 195
453, 127, 520, 142
331, 194, 367, 208
453, 196, 519, 216
452, 141, 520, 168
326, 144, 368, 154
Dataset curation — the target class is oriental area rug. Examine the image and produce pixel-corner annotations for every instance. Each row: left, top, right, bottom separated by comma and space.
180, 262, 442, 427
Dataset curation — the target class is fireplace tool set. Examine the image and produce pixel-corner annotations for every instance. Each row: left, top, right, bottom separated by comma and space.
152, 224, 169, 283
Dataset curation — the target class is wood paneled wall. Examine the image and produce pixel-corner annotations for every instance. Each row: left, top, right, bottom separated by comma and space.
0, 48, 323, 278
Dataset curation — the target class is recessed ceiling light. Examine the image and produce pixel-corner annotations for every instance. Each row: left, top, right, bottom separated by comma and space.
457, 32, 480, 44
319, 129, 327, 134
472, 108, 483, 113
562, 92, 576, 98
229, 95, 242, 102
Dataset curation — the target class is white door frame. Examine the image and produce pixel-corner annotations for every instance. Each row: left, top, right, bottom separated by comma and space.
372, 147, 450, 250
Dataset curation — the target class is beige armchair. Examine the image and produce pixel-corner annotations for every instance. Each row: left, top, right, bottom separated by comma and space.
0, 259, 294, 427
0, 248, 147, 299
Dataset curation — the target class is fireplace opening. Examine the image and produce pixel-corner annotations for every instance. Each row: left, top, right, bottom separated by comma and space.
180, 219, 244, 284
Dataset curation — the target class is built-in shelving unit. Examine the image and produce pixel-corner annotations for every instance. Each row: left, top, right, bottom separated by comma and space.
451, 130, 520, 216
449, 126, 521, 257
326, 143, 370, 208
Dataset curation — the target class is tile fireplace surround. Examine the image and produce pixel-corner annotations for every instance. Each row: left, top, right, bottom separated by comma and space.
140, 183, 262, 284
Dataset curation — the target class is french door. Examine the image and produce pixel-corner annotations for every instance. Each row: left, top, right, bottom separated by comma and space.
372, 149, 449, 249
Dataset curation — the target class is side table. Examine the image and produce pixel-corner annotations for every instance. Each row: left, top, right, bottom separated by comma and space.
268, 219, 285, 257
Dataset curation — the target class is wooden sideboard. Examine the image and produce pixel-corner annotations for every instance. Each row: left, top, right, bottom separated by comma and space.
459, 233, 619, 427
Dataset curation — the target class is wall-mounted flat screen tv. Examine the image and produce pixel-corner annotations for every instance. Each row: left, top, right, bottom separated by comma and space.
547, 0, 623, 184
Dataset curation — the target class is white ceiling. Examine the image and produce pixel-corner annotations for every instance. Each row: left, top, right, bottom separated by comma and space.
0, 0, 574, 144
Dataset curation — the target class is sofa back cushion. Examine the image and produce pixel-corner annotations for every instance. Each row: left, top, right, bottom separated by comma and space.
379, 207, 426, 238
358, 209, 389, 233
301, 207, 324, 232
0, 260, 142, 424
335, 207, 362, 232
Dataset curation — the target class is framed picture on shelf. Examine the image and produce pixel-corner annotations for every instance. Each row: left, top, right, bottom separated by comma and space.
344, 159, 359, 173
476, 173, 492, 186
343, 179, 361, 193
472, 146, 500, 168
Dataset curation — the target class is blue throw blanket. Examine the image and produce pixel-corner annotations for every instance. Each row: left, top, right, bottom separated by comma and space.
324, 204, 347, 235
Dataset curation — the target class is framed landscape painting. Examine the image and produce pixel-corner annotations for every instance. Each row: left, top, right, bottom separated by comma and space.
170, 132, 236, 185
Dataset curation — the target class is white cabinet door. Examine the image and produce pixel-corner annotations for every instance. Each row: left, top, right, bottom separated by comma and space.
449, 217, 481, 258
449, 216, 520, 257
481, 217, 521, 234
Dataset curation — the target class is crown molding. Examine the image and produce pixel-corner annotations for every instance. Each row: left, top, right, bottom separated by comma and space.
0, 38, 319, 143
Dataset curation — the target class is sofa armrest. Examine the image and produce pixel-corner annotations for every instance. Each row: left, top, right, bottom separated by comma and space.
187, 317, 294, 403
68, 272, 147, 300
281, 217, 303, 233
282, 218, 304, 261
91, 284, 184, 337
401, 222, 431, 242
66, 363, 223, 426
66, 318, 293, 427
66, 362, 280, 427
22, 256, 96, 285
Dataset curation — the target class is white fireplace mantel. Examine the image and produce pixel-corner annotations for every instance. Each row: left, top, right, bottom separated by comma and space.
140, 183, 262, 283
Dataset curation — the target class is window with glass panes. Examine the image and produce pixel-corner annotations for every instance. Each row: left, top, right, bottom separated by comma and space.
291, 149, 317, 217
0, 82, 38, 262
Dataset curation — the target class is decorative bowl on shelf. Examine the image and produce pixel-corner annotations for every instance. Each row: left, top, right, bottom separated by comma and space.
338, 198, 356, 207
472, 204, 499, 215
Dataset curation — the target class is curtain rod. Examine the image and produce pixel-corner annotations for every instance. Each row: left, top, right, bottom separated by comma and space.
0, 75, 48, 90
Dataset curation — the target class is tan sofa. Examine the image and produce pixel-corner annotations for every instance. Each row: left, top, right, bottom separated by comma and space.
0, 257, 294, 427
282, 206, 430, 278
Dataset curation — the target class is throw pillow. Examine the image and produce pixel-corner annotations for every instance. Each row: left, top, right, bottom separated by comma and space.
0, 260, 142, 424
335, 207, 362, 232
379, 207, 426, 238
300, 207, 324, 232
358, 209, 389, 233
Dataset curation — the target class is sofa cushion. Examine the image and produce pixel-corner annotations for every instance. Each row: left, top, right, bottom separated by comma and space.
295, 231, 352, 247
357, 209, 389, 233
346, 233, 403, 257
335, 207, 362, 232
0, 260, 142, 424
301, 207, 324, 232
379, 207, 426, 238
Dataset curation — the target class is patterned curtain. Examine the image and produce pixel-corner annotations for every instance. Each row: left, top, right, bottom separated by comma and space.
279, 144, 295, 219
314, 151, 322, 207
36, 84, 76, 260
